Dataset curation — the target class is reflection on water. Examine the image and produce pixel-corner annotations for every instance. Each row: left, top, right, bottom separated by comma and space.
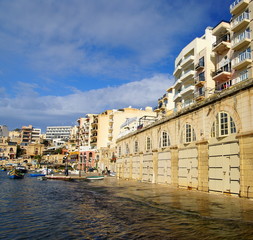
0, 171, 253, 239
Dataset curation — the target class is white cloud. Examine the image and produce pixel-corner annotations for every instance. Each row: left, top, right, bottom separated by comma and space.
0, 0, 216, 78
0, 74, 172, 129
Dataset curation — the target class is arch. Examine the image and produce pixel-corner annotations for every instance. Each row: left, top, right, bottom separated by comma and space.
146, 136, 152, 152
180, 123, 196, 144
210, 111, 237, 138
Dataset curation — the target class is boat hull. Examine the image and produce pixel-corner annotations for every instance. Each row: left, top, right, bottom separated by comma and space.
29, 174, 46, 177
86, 176, 104, 181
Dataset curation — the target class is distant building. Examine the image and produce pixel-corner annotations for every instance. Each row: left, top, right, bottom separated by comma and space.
21, 125, 42, 144
0, 125, 9, 138
46, 126, 72, 140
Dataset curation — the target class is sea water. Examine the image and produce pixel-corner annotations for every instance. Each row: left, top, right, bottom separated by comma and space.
1, 171, 253, 240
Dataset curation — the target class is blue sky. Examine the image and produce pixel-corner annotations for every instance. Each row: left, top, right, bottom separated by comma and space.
0, 0, 232, 131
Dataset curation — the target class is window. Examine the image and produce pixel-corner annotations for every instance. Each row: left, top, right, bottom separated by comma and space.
125, 144, 129, 154
182, 124, 196, 143
198, 72, 205, 82
134, 141, 139, 153
160, 131, 170, 148
146, 137, 151, 152
211, 112, 237, 138
118, 146, 121, 157
199, 57, 204, 67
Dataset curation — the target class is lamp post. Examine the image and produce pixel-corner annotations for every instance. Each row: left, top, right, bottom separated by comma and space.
46, 154, 50, 175
79, 154, 82, 177
64, 153, 69, 176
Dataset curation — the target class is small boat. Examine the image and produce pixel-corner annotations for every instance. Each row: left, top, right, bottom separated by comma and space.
86, 175, 104, 181
0, 167, 6, 171
37, 176, 47, 181
29, 173, 46, 177
16, 166, 28, 173
8, 169, 24, 179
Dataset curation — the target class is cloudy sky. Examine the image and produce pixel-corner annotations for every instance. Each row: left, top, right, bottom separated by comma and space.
0, 0, 231, 131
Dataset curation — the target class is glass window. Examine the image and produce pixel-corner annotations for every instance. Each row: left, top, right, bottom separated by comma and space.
118, 146, 121, 157
134, 141, 139, 153
211, 112, 237, 138
146, 137, 151, 151
125, 144, 129, 154
182, 124, 196, 143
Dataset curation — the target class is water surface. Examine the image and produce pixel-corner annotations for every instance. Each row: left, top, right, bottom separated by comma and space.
1, 171, 253, 239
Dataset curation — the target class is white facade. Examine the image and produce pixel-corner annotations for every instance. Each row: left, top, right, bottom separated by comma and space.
46, 126, 72, 140
173, 27, 215, 111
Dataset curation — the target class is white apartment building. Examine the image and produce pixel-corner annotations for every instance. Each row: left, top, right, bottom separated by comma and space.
46, 126, 72, 140
173, 27, 215, 111
230, 0, 253, 86
154, 87, 175, 116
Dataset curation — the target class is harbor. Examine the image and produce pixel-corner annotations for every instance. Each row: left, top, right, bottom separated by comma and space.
1, 170, 253, 239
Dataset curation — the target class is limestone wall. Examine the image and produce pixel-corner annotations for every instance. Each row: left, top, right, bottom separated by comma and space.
116, 80, 253, 198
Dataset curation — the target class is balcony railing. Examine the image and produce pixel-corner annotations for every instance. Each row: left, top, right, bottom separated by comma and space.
232, 51, 251, 67
230, 0, 249, 14
232, 30, 250, 50
213, 34, 230, 48
231, 11, 250, 30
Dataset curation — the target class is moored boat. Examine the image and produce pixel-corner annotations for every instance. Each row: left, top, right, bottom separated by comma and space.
29, 173, 46, 177
86, 175, 104, 181
8, 169, 24, 179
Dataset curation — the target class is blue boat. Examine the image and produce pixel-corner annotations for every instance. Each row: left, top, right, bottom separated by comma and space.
8, 169, 24, 179
29, 173, 46, 177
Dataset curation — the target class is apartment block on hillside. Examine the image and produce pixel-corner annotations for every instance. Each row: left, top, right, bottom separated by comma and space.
46, 126, 72, 141
21, 125, 42, 144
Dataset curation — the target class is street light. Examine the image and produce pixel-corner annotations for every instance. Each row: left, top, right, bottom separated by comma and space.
64, 153, 69, 176
46, 154, 50, 175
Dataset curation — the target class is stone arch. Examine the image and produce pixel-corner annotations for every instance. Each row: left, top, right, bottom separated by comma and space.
207, 103, 242, 138
179, 117, 197, 144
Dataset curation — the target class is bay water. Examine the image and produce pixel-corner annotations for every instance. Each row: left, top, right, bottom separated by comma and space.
1, 171, 253, 239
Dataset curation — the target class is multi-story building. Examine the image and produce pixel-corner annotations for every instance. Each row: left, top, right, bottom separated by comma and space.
0, 138, 17, 160
46, 126, 72, 141
9, 130, 22, 144
97, 107, 157, 149
154, 87, 175, 116
21, 125, 42, 144
0, 125, 9, 138
173, 27, 215, 111
212, 21, 233, 92
230, 0, 252, 86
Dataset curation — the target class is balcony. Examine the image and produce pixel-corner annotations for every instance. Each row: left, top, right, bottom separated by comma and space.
232, 31, 250, 50
195, 62, 205, 71
195, 76, 206, 87
174, 78, 182, 89
212, 34, 231, 54
212, 69, 232, 82
173, 92, 182, 101
180, 70, 195, 83
180, 55, 194, 68
173, 65, 182, 77
230, 0, 249, 15
195, 91, 205, 101
232, 51, 251, 70
180, 85, 195, 96
231, 12, 250, 32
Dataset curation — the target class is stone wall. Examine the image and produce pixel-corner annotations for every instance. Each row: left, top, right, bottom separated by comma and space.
115, 80, 253, 198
